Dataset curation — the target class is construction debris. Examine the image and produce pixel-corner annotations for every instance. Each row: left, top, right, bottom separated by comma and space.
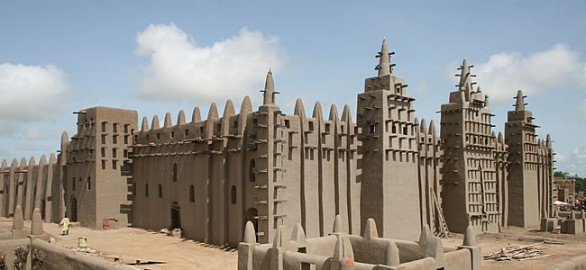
484, 242, 549, 261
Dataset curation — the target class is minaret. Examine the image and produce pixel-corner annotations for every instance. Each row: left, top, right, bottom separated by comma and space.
440, 60, 500, 234
506, 90, 541, 227
357, 39, 421, 241
249, 69, 286, 244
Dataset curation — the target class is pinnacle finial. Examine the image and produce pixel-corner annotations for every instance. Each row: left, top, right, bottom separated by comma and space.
262, 69, 275, 105
463, 226, 477, 246
376, 38, 393, 76
457, 59, 473, 101
243, 221, 257, 243
515, 90, 526, 111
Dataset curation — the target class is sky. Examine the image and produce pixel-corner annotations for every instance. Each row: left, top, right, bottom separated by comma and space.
0, 1, 585, 175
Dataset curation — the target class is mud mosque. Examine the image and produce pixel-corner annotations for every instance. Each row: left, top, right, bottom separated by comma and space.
0, 39, 555, 249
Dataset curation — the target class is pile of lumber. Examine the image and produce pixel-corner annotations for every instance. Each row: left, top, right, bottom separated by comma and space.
484, 243, 549, 261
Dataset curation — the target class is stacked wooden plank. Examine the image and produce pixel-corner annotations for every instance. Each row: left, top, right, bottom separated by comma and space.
484, 243, 549, 261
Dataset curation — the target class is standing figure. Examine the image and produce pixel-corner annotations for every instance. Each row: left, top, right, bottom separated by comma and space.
60, 216, 70, 235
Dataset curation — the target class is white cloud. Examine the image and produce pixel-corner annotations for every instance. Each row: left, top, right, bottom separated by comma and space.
0, 63, 71, 122
473, 44, 586, 104
560, 147, 586, 176
136, 23, 285, 103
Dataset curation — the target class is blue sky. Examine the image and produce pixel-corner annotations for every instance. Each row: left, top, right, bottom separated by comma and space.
1, 1, 585, 175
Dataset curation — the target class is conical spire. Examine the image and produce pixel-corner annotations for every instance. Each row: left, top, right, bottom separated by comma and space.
332, 214, 343, 233
243, 221, 256, 243
13, 205, 24, 230
263, 69, 275, 105
363, 218, 379, 239
457, 59, 473, 101
376, 38, 393, 76
515, 90, 526, 111
141, 116, 149, 131
463, 226, 477, 246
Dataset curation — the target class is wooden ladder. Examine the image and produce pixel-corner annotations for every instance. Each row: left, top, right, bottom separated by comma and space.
432, 192, 450, 238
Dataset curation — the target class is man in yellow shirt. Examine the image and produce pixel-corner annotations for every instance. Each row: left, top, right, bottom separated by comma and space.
60, 216, 70, 235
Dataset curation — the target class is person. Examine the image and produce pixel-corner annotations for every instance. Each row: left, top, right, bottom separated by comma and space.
60, 216, 70, 235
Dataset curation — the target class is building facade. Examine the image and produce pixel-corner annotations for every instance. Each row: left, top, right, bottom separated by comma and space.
0, 39, 555, 247
62, 107, 138, 228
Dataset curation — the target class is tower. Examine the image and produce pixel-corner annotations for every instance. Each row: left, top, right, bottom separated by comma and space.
505, 90, 540, 227
357, 39, 421, 240
245, 70, 288, 243
440, 59, 500, 233
64, 107, 138, 228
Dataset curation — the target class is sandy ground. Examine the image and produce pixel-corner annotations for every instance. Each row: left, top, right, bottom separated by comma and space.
0, 218, 237, 270
3, 218, 586, 269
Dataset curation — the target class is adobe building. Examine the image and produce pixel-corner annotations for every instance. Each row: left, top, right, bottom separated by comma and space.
553, 176, 576, 205
0, 38, 555, 247
440, 60, 505, 233
61, 107, 138, 228
357, 39, 442, 240
0, 155, 61, 222
130, 70, 362, 246
505, 90, 554, 228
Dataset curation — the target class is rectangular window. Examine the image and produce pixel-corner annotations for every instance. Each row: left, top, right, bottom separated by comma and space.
112, 148, 117, 158
124, 135, 129, 144
101, 135, 107, 144
112, 123, 118, 133
87, 177, 91, 190
112, 160, 117, 170
124, 124, 129, 133
101, 160, 106, 170
101, 147, 106, 157
101, 122, 107, 132
112, 135, 118, 144
123, 149, 128, 158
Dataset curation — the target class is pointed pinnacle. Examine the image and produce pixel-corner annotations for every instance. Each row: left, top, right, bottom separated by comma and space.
458, 59, 471, 90
458, 59, 473, 101
515, 90, 525, 111
377, 38, 392, 76
263, 69, 275, 105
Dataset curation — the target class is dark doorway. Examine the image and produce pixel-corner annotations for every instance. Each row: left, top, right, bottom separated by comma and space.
70, 196, 78, 222
171, 202, 181, 229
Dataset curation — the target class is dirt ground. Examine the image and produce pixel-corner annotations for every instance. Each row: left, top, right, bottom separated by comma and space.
442, 226, 586, 269
3, 218, 586, 269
